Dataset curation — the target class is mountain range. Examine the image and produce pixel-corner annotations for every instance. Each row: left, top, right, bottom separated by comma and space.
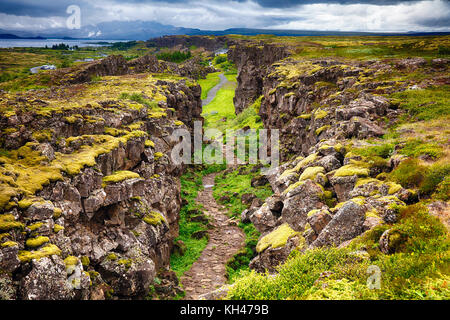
0, 20, 448, 40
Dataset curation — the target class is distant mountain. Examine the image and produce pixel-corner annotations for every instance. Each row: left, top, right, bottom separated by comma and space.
0, 21, 448, 41
0, 21, 202, 40
0, 33, 46, 39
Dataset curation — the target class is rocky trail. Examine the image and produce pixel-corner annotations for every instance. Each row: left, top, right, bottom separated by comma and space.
180, 173, 245, 300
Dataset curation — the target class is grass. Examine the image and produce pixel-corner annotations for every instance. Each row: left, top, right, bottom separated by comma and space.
197, 72, 221, 100
389, 85, 450, 121
201, 75, 237, 129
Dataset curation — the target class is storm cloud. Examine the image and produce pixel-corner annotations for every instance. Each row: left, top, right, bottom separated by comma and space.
0, 0, 448, 32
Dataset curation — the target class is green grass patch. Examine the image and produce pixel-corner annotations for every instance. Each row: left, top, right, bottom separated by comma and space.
202, 76, 237, 129
197, 72, 221, 100
389, 85, 450, 121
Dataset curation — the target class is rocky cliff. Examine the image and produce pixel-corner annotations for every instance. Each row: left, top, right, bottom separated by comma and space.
0, 58, 202, 299
230, 38, 449, 275
227, 41, 291, 114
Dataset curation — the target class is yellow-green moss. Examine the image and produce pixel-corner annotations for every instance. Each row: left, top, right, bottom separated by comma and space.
256, 223, 300, 253
299, 166, 325, 181
1, 241, 18, 248
26, 236, 49, 248
154, 152, 164, 160
27, 222, 43, 232
102, 170, 141, 187
365, 208, 380, 218
282, 180, 306, 195
81, 256, 90, 267
385, 182, 403, 194
18, 244, 62, 262
334, 164, 369, 178
355, 178, 382, 188
143, 211, 166, 226
118, 259, 132, 269
315, 125, 331, 135
350, 196, 366, 206
64, 255, 79, 267
53, 207, 62, 219
297, 114, 311, 120
314, 109, 329, 120
307, 209, 320, 217
145, 140, 155, 148
107, 253, 118, 261
53, 224, 64, 233
0, 214, 24, 231
280, 153, 318, 179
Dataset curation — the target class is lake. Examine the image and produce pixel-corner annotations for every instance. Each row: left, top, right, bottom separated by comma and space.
0, 39, 129, 48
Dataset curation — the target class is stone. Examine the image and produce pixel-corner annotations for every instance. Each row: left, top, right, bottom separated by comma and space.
307, 210, 332, 234
330, 175, 358, 202
249, 204, 278, 233
311, 200, 366, 248
20, 256, 76, 300
281, 180, 325, 231
241, 193, 257, 206
24, 201, 55, 221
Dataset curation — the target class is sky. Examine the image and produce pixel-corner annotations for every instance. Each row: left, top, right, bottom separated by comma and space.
0, 0, 449, 33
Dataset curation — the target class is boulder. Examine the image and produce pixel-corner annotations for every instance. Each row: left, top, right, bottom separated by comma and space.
311, 200, 366, 248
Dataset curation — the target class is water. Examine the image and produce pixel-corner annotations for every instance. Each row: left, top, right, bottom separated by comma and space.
0, 39, 129, 48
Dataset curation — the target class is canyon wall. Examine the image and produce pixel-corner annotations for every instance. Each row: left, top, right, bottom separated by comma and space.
0, 57, 202, 299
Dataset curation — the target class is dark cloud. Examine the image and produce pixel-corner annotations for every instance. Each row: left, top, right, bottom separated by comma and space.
244, 0, 416, 8
0, 0, 448, 32
0, 0, 91, 17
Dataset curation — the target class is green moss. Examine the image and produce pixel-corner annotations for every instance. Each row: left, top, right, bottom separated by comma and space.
102, 170, 141, 187
18, 244, 61, 262
256, 223, 300, 253
26, 236, 49, 248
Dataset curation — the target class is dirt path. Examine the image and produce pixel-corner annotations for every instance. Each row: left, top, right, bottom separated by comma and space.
180, 173, 245, 300
202, 73, 228, 106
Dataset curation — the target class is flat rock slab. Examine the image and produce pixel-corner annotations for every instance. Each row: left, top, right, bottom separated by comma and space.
180, 173, 245, 300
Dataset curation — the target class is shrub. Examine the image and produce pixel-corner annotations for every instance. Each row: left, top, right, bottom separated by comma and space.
389, 158, 426, 188
420, 163, 450, 197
